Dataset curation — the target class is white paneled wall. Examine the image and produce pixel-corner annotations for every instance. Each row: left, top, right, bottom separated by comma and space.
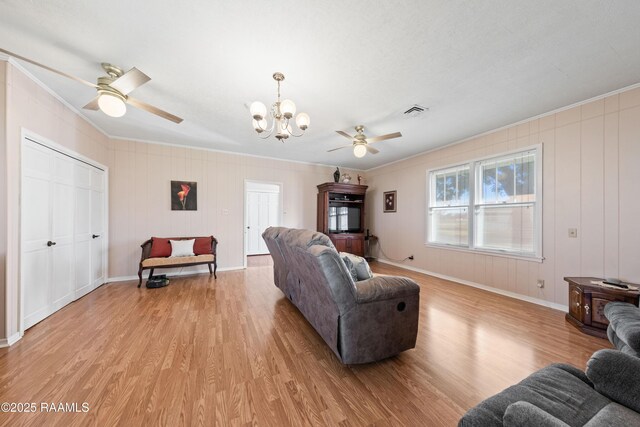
366, 86, 640, 308
107, 140, 361, 278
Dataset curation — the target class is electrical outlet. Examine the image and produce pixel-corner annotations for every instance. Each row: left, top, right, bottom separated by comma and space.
568, 228, 578, 238
537, 279, 545, 289
408, 255, 414, 260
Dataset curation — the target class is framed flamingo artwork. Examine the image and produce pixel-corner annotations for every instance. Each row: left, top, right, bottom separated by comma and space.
171, 181, 197, 211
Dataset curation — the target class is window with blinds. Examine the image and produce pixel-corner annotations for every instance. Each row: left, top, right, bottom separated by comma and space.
427, 147, 542, 259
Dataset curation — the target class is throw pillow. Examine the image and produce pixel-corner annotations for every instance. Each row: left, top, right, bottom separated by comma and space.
170, 239, 195, 257
341, 254, 358, 282
340, 252, 373, 281
149, 237, 171, 258
194, 237, 213, 255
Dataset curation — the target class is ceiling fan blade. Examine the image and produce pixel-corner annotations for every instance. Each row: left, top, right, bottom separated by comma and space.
83, 96, 100, 110
110, 67, 150, 95
126, 96, 183, 124
336, 130, 355, 140
0, 47, 99, 89
327, 145, 350, 153
366, 132, 402, 144
366, 145, 380, 154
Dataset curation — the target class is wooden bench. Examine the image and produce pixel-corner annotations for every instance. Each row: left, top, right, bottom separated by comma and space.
138, 236, 218, 287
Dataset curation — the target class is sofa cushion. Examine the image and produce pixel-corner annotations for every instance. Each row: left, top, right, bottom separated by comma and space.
149, 237, 171, 258
503, 402, 569, 427
170, 239, 195, 257
458, 364, 610, 427
141, 254, 214, 267
340, 252, 373, 281
604, 302, 640, 351
583, 402, 640, 427
194, 237, 213, 255
341, 254, 359, 282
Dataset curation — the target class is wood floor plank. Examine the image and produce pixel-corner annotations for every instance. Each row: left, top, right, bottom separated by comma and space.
0, 260, 609, 426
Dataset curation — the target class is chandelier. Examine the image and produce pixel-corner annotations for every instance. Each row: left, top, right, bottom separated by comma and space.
249, 72, 310, 141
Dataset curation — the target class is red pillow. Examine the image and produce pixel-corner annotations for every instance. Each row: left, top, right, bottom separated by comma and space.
149, 237, 171, 258
194, 237, 213, 255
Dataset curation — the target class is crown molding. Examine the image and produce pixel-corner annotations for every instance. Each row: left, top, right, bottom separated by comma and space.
109, 135, 367, 172
365, 81, 640, 172
2, 57, 110, 138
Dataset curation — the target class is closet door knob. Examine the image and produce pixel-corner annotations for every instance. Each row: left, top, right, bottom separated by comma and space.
47, 241, 56, 247
92, 234, 100, 239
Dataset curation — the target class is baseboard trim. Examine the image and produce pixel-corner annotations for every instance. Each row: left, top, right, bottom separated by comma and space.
107, 265, 245, 283
376, 259, 568, 312
0, 332, 22, 348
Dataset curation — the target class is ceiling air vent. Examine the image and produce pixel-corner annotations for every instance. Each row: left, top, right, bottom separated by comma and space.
403, 104, 428, 118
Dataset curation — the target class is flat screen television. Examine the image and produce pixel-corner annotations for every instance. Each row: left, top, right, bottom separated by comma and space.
328, 206, 361, 233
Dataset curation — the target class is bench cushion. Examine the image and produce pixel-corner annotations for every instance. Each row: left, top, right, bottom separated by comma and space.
142, 254, 214, 268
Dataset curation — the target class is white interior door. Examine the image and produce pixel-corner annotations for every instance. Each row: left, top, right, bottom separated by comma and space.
245, 183, 281, 256
21, 136, 107, 331
75, 163, 93, 298
91, 169, 105, 289
50, 155, 76, 311
21, 142, 53, 329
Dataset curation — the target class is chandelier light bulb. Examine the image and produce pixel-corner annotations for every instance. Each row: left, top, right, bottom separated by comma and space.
295, 112, 310, 130
353, 144, 367, 158
98, 92, 126, 117
280, 99, 296, 119
250, 101, 267, 120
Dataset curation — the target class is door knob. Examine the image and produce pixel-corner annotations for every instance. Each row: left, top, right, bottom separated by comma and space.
47, 241, 56, 247
92, 234, 100, 239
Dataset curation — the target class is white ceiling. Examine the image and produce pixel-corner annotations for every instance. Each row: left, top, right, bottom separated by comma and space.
1, 1, 639, 170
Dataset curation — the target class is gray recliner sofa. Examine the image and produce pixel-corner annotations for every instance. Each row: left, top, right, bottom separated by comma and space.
262, 227, 420, 364
458, 349, 640, 426
459, 298, 640, 426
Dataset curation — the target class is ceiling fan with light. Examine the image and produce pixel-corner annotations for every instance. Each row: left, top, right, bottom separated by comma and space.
0, 48, 183, 123
328, 125, 402, 158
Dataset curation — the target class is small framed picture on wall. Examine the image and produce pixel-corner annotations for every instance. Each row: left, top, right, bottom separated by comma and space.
171, 181, 198, 211
383, 190, 396, 213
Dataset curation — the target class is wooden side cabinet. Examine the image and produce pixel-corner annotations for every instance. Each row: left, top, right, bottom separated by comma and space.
317, 182, 368, 257
564, 277, 640, 338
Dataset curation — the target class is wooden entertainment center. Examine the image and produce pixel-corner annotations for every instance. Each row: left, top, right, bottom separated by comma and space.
317, 182, 367, 256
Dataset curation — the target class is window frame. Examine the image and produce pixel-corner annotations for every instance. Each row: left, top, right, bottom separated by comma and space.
425, 145, 543, 262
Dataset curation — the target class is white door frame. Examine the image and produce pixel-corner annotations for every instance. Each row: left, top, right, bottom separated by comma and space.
243, 179, 283, 268
19, 128, 109, 335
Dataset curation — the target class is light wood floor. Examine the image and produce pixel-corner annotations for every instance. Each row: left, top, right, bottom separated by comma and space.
0, 261, 609, 426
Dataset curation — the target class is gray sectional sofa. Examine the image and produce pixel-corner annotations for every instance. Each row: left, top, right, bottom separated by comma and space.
460, 300, 640, 426
262, 227, 420, 364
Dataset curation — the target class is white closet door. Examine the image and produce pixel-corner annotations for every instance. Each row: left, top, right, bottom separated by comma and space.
75, 163, 93, 298
21, 137, 108, 331
91, 169, 105, 289
50, 154, 76, 311
21, 143, 53, 329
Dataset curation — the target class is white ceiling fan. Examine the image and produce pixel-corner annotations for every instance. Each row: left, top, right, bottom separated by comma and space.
0, 48, 183, 123
328, 125, 402, 158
